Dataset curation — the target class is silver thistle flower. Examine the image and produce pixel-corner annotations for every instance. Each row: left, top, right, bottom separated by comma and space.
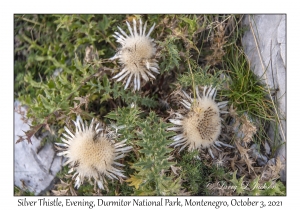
168, 85, 233, 158
55, 115, 132, 190
110, 19, 159, 91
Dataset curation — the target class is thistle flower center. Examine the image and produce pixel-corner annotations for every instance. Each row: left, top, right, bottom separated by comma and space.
121, 36, 155, 72
68, 132, 115, 174
182, 102, 221, 149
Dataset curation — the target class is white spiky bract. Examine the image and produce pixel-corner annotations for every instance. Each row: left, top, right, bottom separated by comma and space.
55, 116, 132, 190
168, 86, 233, 158
110, 19, 159, 91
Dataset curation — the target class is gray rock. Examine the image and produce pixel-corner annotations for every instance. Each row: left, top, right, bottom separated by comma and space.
267, 158, 276, 166
14, 101, 63, 195
242, 15, 286, 181
249, 144, 268, 166
264, 140, 271, 155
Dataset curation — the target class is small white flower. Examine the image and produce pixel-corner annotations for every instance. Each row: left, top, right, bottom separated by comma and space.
168, 85, 233, 158
55, 116, 132, 190
110, 19, 159, 91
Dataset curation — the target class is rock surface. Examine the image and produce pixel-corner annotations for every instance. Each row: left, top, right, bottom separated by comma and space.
242, 15, 286, 181
14, 101, 63, 195
249, 144, 268, 166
